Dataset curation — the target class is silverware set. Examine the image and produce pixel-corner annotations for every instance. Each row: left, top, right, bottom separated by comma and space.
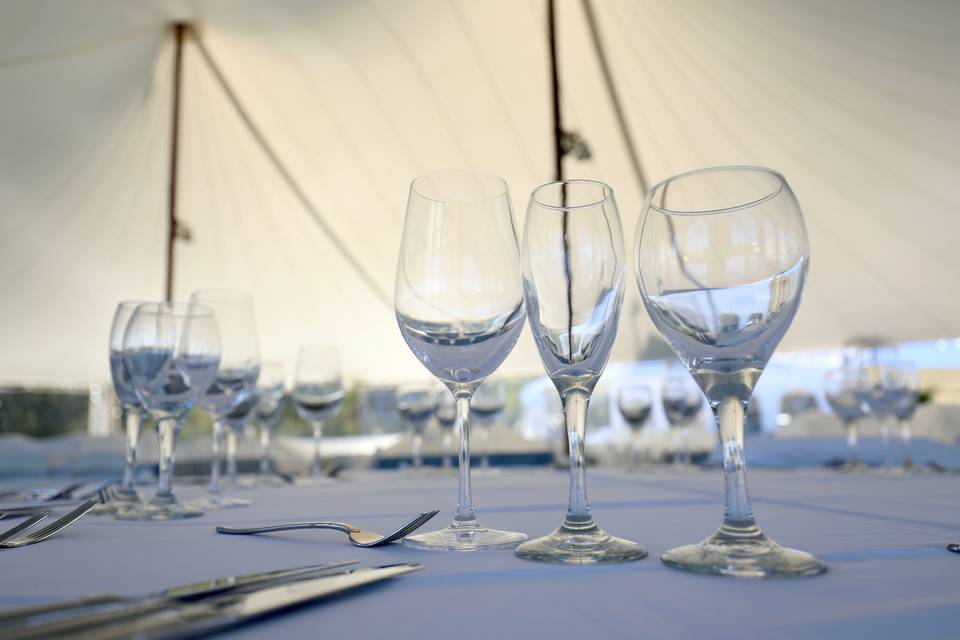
3, 561, 422, 640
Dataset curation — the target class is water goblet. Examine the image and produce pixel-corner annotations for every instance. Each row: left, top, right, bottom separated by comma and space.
255, 362, 286, 484
516, 179, 647, 565
395, 170, 527, 551
396, 385, 437, 469
292, 345, 345, 481
636, 165, 826, 577
119, 302, 220, 521
191, 290, 260, 508
824, 367, 868, 471
107, 301, 150, 514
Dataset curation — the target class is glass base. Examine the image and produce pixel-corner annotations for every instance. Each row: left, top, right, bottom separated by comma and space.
93, 487, 141, 515
404, 524, 527, 551
515, 523, 647, 565
662, 524, 827, 578
114, 499, 203, 522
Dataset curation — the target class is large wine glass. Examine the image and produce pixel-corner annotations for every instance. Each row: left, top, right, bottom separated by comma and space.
120, 302, 220, 521
108, 301, 149, 514
824, 367, 868, 471
255, 361, 286, 484
395, 170, 527, 551
192, 290, 259, 508
516, 179, 646, 564
292, 345, 345, 480
396, 385, 437, 469
636, 165, 826, 577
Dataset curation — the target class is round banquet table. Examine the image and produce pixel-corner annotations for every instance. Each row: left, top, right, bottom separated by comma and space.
1, 467, 957, 639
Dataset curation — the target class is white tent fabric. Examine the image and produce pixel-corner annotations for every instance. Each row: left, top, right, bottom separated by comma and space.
1, 0, 958, 387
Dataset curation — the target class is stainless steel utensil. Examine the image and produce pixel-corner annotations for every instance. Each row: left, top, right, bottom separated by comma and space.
216, 509, 439, 547
0, 499, 98, 549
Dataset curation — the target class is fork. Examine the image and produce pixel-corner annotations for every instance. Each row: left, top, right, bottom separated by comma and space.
216, 510, 439, 547
0, 499, 99, 550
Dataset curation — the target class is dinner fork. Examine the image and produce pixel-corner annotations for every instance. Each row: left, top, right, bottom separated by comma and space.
0, 499, 98, 550
216, 510, 439, 547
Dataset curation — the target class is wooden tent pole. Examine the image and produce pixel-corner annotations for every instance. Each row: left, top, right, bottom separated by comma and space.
164, 23, 187, 303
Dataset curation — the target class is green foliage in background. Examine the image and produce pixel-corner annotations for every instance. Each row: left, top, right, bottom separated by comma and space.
0, 390, 87, 437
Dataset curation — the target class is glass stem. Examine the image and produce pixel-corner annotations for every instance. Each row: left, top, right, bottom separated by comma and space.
209, 420, 223, 494
412, 432, 423, 468
259, 425, 272, 474
311, 421, 323, 477
453, 396, 478, 528
846, 419, 860, 465
226, 428, 239, 482
562, 390, 593, 531
120, 407, 144, 492
153, 417, 180, 504
899, 419, 912, 467
715, 397, 756, 530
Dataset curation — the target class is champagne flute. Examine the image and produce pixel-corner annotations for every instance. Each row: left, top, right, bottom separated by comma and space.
516, 179, 647, 564
396, 385, 437, 469
292, 345, 344, 481
824, 367, 867, 471
636, 165, 826, 577
395, 170, 527, 551
119, 302, 220, 521
435, 389, 457, 469
108, 301, 149, 513
192, 290, 260, 508
255, 362, 286, 483
471, 379, 507, 469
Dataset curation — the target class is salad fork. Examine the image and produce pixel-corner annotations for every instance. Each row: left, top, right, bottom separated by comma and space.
217, 509, 439, 547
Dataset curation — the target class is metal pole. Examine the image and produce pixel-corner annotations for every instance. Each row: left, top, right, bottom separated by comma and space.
165, 23, 187, 303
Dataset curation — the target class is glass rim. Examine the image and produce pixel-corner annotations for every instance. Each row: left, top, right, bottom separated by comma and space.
530, 179, 612, 211
410, 170, 508, 205
135, 301, 216, 319
647, 165, 785, 216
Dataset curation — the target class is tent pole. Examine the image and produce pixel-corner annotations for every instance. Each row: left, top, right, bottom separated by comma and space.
164, 23, 187, 303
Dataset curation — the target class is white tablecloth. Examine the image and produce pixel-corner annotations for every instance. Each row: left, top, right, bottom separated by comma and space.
2, 467, 958, 639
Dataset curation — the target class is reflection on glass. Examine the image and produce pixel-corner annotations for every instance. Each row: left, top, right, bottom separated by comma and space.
396, 385, 437, 469
293, 345, 344, 481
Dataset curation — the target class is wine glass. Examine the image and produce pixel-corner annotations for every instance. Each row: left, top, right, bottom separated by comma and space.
891, 363, 920, 471
191, 290, 259, 508
255, 362, 286, 484
396, 385, 437, 469
395, 170, 527, 551
292, 345, 345, 480
516, 179, 646, 565
636, 165, 826, 577
107, 301, 150, 513
471, 379, 507, 469
617, 382, 652, 464
119, 302, 220, 520
435, 389, 457, 469
661, 367, 704, 465
824, 367, 867, 471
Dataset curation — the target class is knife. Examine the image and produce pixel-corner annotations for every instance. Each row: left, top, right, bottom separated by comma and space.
62, 563, 423, 640
1, 560, 358, 634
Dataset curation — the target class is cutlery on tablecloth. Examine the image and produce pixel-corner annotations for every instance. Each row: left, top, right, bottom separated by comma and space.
0, 499, 98, 550
1, 561, 358, 637
6, 563, 421, 640
948, 543, 960, 553
216, 509, 440, 547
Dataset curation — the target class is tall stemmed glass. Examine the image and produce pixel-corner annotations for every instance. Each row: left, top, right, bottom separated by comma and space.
396, 170, 527, 551
891, 363, 920, 471
435, 389, 457, 469
636, 165, 826, 577
471, 379, 507, 469
824, 367, 867, 471
396, 385, 437, 469
120, 302, 220, 520
108, 301, 149, 513
292, 345, 345, 480
662, 367, 704, 465
516, 179, 647, 564
191, 290, 259, 508
618, 382, 652, 464
255, 362, 286, 484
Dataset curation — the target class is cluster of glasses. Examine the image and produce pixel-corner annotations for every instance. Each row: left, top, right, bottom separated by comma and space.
824, 343, 921, 473
108, 293, 346, 520
395, 166, 823, 577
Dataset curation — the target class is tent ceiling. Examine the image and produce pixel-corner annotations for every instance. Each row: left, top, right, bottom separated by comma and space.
1, 0, 958, 387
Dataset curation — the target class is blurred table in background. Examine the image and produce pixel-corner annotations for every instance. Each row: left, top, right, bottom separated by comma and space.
0, 467, 957, 639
